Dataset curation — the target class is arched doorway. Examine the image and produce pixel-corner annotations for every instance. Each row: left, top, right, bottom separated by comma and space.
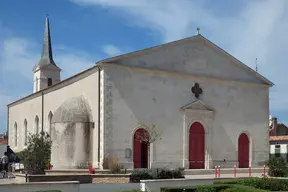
133, 128, 149, 168
189, 122, 205, 169
238, 133, 249, 168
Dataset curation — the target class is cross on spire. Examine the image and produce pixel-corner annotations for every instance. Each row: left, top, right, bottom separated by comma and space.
196, 27, 200, 35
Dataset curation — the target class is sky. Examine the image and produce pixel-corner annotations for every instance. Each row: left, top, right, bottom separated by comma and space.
0, 0, 287, 133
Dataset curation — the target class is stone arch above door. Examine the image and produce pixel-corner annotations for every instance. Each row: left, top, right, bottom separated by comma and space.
181, 99, 215, 169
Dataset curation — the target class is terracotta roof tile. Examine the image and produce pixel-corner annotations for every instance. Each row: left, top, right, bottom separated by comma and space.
270, 136, 288, 141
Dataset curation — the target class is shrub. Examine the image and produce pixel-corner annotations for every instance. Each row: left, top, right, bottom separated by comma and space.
130, 167, 185, 182
160, 184, 266, 192
130, 168, 153, 182
267, 157, 288, 177
18, 132, 52, 175
215, 177, 288, 191
102, 156, 123, 174
219, 185, 268, 192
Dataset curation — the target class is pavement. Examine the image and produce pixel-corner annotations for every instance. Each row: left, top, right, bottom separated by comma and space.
185, 172, 264, 179
0, 172, 266, 192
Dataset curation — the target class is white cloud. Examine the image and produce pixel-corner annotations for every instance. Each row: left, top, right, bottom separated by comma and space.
102, 44, 122, 57
1, 37, 40, 80
71, 0, 288, 113
0, 36, 96, 132
0, 37, 95, 81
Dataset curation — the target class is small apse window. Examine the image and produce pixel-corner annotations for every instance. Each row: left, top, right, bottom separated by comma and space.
48, 78, 52, 86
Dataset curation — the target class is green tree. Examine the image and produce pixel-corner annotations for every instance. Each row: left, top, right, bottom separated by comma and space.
135, 123, 162, 168
268, 157, 288, 177
17, 131, 52, 175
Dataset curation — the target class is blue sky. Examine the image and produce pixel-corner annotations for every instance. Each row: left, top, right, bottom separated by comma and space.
0, 0, 287, 133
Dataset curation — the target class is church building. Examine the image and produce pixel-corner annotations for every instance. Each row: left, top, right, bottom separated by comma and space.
7, 17, 273, 170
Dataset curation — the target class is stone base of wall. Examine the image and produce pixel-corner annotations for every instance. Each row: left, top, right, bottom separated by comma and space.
15, 173, 92, 183
92, 177, 130, 183
0, 181, 80, 192
15, 173, 131, 184
45, 169, 133, 175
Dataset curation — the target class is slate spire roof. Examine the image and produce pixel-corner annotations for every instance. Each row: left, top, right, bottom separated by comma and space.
33, 16, 60, 72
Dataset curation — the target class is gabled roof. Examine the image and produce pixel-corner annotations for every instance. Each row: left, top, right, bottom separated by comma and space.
97, 34, 273, 86
180, 99, 214, 112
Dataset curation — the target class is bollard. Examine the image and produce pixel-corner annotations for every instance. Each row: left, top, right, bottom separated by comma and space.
218, 165, 221, 178
264, 165, 266, 177
249, 167, 251, 177
215, 166, 218, 178
140, 182, 146, 192
25, 171, 28, 183
234, 165, 236, 177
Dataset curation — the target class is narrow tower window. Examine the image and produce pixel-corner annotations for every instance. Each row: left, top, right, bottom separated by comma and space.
24, 119, 27, 146
14, 122, 18, 147
35, 116, 39, 134
48, 78, 52, 86
48, 111, 53, 135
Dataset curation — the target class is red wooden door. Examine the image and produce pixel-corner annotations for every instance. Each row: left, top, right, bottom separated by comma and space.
238, 133, 249, 168
189, 122, 205, 169
133, 128, 149, 168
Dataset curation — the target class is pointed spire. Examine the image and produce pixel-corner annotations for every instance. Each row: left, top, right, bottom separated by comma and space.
33, 15, 59, 71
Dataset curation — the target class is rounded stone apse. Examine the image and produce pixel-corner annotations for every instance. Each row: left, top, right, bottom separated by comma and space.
51, 96, 93, 169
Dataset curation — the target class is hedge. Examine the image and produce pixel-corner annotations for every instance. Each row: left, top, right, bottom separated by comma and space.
130, 168, 185, 182
160, 184, 268, 192
214, 177, 288, 191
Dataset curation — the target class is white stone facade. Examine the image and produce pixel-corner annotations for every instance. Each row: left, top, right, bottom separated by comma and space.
7, 35, 272, 169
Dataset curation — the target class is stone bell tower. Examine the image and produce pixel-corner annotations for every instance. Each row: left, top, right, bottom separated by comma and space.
33, 16, 61, 93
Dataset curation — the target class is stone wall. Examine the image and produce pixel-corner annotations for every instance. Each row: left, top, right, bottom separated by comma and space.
0, 181, 79, 192
102, 44, 270, 169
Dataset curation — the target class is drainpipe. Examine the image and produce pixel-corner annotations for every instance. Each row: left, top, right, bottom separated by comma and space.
97, 66, 101, 167
7, 105, 9, 145
41, 91, 44, 132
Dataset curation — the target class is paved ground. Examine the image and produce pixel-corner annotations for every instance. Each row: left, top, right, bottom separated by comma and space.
0, 172, 265, 192
185, 172, 264, 179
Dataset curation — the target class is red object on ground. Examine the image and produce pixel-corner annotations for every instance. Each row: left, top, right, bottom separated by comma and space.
48, 162, 51, 170
88, 165, 95, 174
234, 165, 236, 177
249, 167, 252, 177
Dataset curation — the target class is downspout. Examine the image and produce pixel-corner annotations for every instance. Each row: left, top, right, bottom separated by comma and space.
97, 66, 101, 166
41, 91, 44, 132
7, 105, 9, 146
